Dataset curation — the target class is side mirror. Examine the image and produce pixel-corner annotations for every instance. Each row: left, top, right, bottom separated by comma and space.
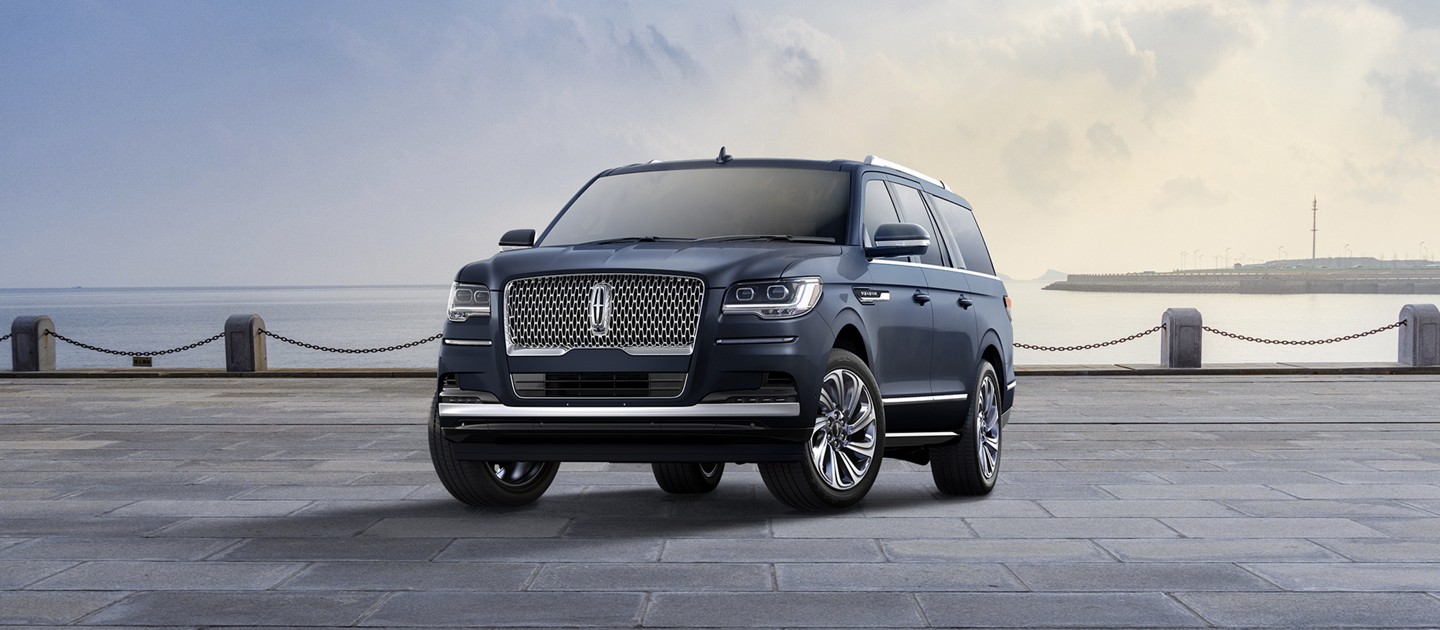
865, 222, 930, 258
499, 228, 535, 250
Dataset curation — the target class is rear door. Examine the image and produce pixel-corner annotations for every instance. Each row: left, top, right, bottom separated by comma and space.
889, 182, 979, 430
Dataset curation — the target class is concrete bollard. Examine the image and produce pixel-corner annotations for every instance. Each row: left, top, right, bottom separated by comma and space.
1399, 304, 1440, 367
11, 315, 57, 371
1161, 307, 1203, 368
225, 314, 267, 372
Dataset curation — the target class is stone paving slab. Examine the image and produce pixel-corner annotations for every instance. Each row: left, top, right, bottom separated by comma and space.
1, 375, 1439, 627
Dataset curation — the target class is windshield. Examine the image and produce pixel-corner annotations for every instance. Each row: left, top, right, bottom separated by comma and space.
539, 167, 851, 246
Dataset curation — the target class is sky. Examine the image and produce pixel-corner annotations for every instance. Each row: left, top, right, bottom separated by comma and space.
2, 0, 1439, 287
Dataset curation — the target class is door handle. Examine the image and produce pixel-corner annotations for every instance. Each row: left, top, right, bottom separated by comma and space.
958, 296, 974, 309
913, 291, 931, 305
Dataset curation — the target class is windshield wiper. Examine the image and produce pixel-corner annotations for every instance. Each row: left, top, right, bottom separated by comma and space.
696, 234, 836, 244
580, 236, 695, 245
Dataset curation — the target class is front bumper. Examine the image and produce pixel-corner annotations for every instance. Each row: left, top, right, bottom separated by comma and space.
434, 292, 834, 463
437, 398, 810, 463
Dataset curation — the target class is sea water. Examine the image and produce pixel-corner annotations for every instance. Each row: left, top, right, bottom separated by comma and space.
1, 283, 1436, 369
0, 285, 449, 370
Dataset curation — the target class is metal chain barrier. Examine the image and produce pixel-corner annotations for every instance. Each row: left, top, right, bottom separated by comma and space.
1203, 320, 1406, 346
45, 330, 224, 357
1015, 324, 1166, 352
259, 329, 442, 354
0, 333, 10, 343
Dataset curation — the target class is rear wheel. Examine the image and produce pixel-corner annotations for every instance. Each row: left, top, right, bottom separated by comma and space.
760, 349, 884, 510
931, 361, 1001, 495
428, 400, 559, 507
651, 462, 725, 494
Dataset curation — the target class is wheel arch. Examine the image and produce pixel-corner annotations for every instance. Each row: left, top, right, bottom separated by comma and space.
977, 329, 1011, 411
829, 307, 872, 366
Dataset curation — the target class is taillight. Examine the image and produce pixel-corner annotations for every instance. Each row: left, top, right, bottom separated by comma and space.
1003, 294, 1013, 320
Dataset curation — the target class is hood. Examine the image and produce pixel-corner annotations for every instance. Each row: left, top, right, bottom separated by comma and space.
456, 242, 844, 289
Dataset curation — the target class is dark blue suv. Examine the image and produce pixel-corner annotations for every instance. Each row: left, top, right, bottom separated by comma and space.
431, 154, 1014, 509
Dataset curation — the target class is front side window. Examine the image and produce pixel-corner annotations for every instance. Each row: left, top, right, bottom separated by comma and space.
890, 183, 946, 267
861, 179, 900, 247
540, 167, 851, 246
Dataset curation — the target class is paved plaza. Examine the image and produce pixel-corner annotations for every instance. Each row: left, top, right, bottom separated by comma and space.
1, 374, 1439, 627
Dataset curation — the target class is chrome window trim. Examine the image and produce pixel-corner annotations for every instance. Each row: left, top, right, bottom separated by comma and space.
882, 393, 968, 405
871, 259, 1002, 282
438, 401, 799, 419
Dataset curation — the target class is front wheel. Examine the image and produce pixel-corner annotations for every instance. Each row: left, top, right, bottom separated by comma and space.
429, 403, 559, 507
931, 361, 1001, 495
651, 462, 725, 494
760, 349, 884, 510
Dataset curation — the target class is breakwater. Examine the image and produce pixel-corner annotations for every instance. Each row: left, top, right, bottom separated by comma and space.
1046, 268, 1440, 294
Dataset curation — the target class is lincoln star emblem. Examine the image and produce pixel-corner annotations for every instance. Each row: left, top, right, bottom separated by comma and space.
588, 281, 614, 337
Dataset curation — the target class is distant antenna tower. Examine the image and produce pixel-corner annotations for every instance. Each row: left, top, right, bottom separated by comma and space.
1311, 196, 1317, 260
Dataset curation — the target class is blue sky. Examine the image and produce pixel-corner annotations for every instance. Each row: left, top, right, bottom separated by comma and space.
3, 0, 1439, 287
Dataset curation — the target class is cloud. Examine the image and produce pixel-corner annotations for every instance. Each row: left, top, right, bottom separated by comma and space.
1002, 122, 1078, 206
1152, 176, 1231, 211
1086, 122, 1130, 159
979, 3, 1254, 119
1369, 0, 1440, 29
751, 15, 844, 92
1369, 69, 1440, 139
1124, 4, 1255, 102
997, 11, 1154, 89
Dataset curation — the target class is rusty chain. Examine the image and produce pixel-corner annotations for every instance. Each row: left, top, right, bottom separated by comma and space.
45, 330, 224, 357
1015, 324, 1166, 352
260, 329, 442, 354
1203, 320, 1406, 346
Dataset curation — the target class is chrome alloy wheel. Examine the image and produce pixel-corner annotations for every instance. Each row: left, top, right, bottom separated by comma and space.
809, 367, 878, 491
975, 375, 1001, 481
491, 461, 546, 486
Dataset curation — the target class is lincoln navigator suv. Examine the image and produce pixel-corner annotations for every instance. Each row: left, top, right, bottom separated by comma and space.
431, 153, 1014, 509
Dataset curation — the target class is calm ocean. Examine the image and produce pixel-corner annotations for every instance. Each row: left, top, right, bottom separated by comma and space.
2, 283, 1436, 369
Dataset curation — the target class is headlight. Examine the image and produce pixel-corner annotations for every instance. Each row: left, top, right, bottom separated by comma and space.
723, 277, 822, 319
448, 282, 491, 321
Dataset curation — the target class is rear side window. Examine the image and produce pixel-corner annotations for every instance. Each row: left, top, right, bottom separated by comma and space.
930, 195, 997, 276
890, 184, 946, 267
861, 180, 900, 247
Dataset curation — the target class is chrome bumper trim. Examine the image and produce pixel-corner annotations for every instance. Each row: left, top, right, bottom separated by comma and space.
443, 339, 492, 347
1006, 381, 1017, 390
438, 401, 800, 419
715, 336, 798, 345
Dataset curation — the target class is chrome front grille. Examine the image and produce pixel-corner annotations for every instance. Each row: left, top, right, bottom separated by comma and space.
504, 273, 705, 356
512, 372, 687, 399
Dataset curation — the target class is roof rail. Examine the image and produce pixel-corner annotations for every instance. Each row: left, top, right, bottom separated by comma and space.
863, 155, 947, 190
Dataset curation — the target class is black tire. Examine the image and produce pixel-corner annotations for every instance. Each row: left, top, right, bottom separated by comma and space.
760, 349, 884, 510
651, 462, 725, 494
931, 361, 1001, 495
428, 399, 559, 507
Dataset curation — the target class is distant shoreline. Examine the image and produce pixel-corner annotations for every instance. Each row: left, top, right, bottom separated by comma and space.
1046, 260, 1440, 294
